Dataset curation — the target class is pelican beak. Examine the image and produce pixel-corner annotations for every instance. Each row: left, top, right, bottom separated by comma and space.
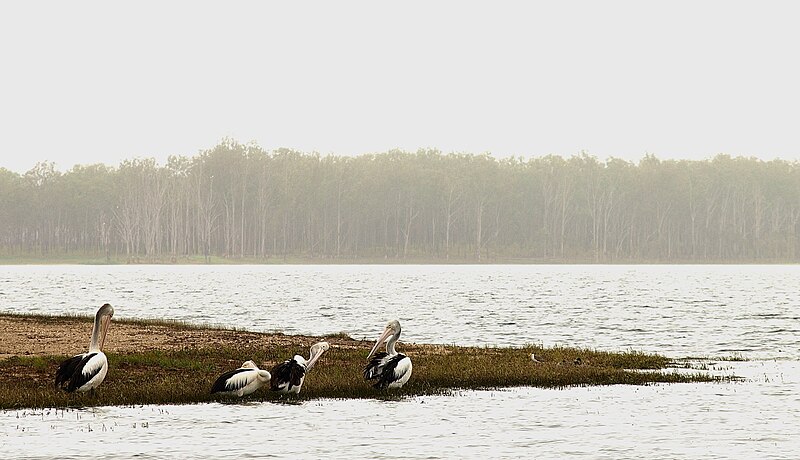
366, 326, 393, 361
99, 314, 112, 349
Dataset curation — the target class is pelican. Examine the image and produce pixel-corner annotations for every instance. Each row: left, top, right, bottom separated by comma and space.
210, 360, 272, 397
55, 303, 114, 393
363, 319, 412, 389
270, 341, 330, 394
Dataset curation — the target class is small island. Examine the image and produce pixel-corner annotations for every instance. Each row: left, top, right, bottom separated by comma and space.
0, 313, 718, 410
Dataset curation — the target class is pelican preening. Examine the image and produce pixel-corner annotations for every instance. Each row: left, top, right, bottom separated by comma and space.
55, 303, 114, 393
363, 319, 412, 389
209, 342, 330, 398
270, 341, 330, 394
210, 360, 272, 397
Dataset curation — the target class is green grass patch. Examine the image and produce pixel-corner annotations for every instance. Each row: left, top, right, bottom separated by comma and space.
0, 312, 729, 409
0, 342, 725, 410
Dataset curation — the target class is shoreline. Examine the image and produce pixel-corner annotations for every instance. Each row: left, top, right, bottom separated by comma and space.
2, 254, 799, 266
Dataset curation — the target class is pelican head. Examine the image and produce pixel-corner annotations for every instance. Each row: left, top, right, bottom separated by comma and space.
385, 319, 401, 335
240, 360, 258, 369
305, 341, 330, 370
241, 360, 271, 382
366, 319, 402, 360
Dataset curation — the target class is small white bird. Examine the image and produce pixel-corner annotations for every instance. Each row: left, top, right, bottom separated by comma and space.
270, 342, 330, 394
55, 303, 114, 393
210, 360, 272, 397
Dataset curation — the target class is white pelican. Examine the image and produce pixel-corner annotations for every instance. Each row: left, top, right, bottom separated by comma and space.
210, 360, 272, 397
363, 319, 412, 389
270, 341, 330, 394
55, 303, 114, 393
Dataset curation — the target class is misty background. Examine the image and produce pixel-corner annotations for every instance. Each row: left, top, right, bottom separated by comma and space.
1, 2, 799, 262
1, 142, 799, 263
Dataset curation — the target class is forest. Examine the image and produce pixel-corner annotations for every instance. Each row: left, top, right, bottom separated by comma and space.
1, 139, 799, 263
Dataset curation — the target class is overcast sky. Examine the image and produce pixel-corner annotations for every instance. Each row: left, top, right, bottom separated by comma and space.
1, 1, 798, 173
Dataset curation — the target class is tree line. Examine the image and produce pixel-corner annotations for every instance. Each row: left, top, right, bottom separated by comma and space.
1, 139, 799, 263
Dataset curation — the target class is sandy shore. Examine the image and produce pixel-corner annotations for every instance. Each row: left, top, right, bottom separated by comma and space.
0, 314, 446, 361
0, 314, 363, 360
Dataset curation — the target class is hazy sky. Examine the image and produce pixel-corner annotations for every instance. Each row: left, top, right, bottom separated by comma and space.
1, 1, 799, 173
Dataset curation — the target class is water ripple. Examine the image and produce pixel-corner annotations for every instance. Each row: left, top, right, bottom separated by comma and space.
1, 265, 799, 458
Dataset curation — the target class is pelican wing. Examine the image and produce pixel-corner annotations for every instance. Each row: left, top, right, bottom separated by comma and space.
55, 353, 85, 389
367, 353, 411, 389
55, 352, 105, 392
210, 368, 256, 394
392, 355, 412, 380
270, 359, 305, 392
81, 352, 107, 377
363, 351, 389, 380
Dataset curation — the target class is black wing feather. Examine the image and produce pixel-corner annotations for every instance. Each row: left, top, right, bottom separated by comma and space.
210, 368, 250, 394
363, 352, 388, 380
289, 362, 305, 389
55, 354, 83, 389
55, 352, 98, 392
364, 353, 406, 389
270, 359, 305, 392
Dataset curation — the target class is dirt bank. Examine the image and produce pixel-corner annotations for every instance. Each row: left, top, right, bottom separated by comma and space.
0, 314, 443, 360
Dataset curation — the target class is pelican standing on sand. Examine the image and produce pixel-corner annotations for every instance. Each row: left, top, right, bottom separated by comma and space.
55, 303, 114, 393
363, 319, 412, 389
210, 360, 272, 397
270, 341, 330, 394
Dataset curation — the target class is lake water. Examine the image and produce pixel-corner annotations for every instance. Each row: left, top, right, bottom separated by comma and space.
1, 265, 798, 459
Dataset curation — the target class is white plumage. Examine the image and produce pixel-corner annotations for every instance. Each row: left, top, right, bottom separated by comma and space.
210, 360, 271, 397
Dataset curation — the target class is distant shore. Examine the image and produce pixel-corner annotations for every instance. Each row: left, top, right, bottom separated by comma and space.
0, 313, 719, 410
1, 254, 796, 265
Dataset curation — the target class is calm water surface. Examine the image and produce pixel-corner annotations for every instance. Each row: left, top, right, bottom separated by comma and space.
1, 265, 798, 459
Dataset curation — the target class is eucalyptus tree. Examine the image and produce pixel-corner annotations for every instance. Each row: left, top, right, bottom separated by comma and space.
199, 140, 248, 258
163, 155, 192, 260
0, 168, 22, 253
111, 159, 163, 261
189, 155, 220, 262
23, 162, 62, 254
60, 164, 115, 257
